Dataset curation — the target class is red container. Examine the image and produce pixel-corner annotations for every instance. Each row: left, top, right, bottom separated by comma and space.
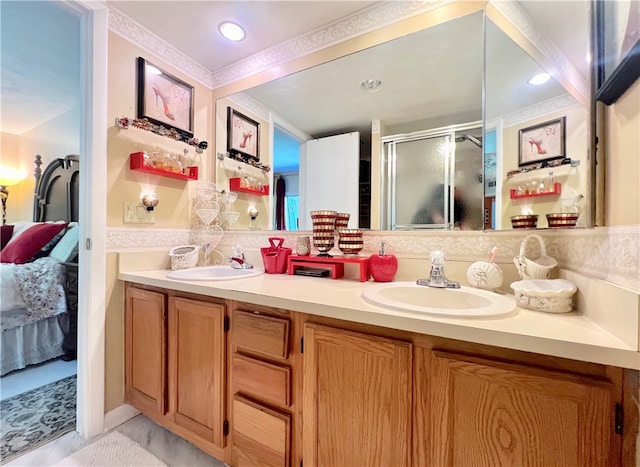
260, 237, 292, 274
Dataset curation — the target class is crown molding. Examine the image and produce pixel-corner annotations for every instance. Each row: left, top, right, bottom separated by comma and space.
488, 0, 588, 102
499, 94, 579, 128
107, 1, 452, 90
108, 7, 214, 88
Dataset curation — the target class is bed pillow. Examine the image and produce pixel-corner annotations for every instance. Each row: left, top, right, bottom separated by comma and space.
0, 222, 68, 264
0, 225, 14, 250
49, 223, 79, 263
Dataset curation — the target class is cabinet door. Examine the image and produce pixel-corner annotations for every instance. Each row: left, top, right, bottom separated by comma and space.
125, 287, 167, 417
430, 351, 616, 466
169, 297, 226, 448
303, 323, 412, 467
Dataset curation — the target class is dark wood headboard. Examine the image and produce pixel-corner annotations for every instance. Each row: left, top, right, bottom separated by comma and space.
33, 154, 80, 222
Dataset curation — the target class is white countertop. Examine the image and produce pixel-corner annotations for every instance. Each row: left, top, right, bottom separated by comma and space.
119, 269, 640, 370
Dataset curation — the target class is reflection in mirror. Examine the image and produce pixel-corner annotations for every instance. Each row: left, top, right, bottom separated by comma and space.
485, 5, 590, 230
216, 9, 485, 231
214, 1, 592, 232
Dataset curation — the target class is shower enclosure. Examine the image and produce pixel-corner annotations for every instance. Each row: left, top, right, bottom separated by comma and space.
381, 124, 483, 230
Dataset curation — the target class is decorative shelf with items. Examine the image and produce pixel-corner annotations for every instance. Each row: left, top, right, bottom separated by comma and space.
129, 151, 198, 181
229, 177, 269, 196
116, 117, 208, 153
510, 182, 561, 200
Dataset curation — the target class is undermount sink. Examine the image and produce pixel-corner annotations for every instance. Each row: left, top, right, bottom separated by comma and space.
361, 281, 516, 318
167, 265, 264, 281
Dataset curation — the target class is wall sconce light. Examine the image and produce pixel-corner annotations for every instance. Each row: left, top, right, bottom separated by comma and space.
0, 167, 27, 225
248, 206, 259, 220
141, 192, 159, 211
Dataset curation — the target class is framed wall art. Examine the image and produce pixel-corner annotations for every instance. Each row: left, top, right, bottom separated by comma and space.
595, 0, 640, 105
227, 107, 260, 162
518, 117, 566, 167
137, 57, 194, 136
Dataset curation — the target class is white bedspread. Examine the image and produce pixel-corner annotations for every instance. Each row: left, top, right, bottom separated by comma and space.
0, 258, 67, 331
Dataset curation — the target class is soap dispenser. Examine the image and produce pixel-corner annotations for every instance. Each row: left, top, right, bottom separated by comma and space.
369, 241, 398, 282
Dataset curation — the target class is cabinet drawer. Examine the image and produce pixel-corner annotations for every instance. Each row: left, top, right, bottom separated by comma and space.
232, 310, 290, 359
232, 395, 291, 467
233, 354, 291, 407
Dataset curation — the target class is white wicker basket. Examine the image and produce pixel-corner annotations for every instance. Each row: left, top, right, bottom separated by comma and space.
513, 234, 557, 280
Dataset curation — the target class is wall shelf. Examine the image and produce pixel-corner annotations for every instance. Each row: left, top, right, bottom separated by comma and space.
129, 152, 198, 181
510, 182, 561, 200
229, 177, 269, 196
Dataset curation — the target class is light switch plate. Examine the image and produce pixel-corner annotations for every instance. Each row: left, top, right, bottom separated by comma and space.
123, 201, 155, 224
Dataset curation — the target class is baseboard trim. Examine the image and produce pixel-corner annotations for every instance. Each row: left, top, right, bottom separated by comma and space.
104, 403, 140, 432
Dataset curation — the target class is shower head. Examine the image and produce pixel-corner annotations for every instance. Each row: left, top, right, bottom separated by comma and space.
455, 134, 482, 148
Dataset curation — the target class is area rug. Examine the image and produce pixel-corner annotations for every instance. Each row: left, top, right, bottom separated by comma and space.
53, 431, 167, 466
0, 375, 76, 464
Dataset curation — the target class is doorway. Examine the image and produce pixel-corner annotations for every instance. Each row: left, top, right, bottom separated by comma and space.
272, 126, 302, 230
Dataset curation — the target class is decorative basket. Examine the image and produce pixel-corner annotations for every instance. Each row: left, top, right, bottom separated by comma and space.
260, 237, 292, 274
169, 245, 200, 270
513, 234, 557, 280
511, 279, 577, 313
546, 212, 579, 228
510, 214, 538, 229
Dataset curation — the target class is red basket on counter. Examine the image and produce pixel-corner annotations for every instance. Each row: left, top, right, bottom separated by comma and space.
260, 237, 292, 274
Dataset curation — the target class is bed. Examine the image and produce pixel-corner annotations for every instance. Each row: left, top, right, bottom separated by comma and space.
0, 154, 79, 376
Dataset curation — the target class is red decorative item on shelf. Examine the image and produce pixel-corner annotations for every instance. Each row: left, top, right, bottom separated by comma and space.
369, 241, 398, 282
510, 182, 561, 200
287, 255, 370, 281
260, 237, 291, 274
229, 177, 269, 196
129, 152, 198, 181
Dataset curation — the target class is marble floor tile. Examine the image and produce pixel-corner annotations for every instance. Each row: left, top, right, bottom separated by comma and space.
5, 415, 226, 467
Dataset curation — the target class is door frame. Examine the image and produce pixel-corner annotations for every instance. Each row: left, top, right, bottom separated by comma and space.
71, 0, 108, 438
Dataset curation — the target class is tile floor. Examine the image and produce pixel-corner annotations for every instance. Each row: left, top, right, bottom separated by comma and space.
5, 415, 226, 467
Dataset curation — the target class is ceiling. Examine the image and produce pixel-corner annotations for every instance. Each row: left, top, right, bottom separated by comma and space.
1, 0, 588, 147
107, 1, 379, 72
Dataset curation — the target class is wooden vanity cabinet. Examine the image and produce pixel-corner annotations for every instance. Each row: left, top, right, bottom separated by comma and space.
302, 323, 413, 467
124, 284, 228, 459
427, 350, 617, 466
228, 302, 296, 467
125, 286, 167, 418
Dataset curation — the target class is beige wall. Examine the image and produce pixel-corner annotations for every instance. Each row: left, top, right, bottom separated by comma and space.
0, 109, 80, 223
106, 32, 214, 230
605, 79, 640, 225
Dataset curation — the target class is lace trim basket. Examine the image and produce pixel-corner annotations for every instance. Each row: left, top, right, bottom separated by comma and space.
513, 234, 557, 280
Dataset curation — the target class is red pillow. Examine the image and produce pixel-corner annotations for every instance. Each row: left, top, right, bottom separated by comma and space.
0, 223, 67, 264
1, 225, 14, 250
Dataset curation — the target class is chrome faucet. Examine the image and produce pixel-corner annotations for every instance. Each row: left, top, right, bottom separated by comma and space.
417, 250, 460, 289
228, 244, 253, 269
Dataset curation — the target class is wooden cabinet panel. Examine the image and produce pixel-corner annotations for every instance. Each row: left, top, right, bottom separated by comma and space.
125, 287, 166, 417
232, 354, 291, 407
430, 351, 616, 467
303, 323, 412, 467
169, 297, 226, 448
232, 310, 290, 359
232, 395, 291, 467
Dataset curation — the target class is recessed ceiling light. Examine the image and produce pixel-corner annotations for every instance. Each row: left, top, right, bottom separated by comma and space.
528, 72, 551, 86
219, 21, 245, 42
361, 79, 382, 92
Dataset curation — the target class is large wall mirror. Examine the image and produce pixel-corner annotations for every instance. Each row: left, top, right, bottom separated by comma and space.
213, 1, 593, 232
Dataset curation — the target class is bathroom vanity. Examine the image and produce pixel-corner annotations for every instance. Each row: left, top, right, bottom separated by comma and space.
121, 270, 639, 467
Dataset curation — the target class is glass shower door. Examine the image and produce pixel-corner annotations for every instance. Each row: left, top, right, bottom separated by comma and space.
385, 133, 454, 229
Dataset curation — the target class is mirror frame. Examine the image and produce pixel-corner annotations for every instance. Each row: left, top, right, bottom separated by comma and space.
211, 0, 596, 231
